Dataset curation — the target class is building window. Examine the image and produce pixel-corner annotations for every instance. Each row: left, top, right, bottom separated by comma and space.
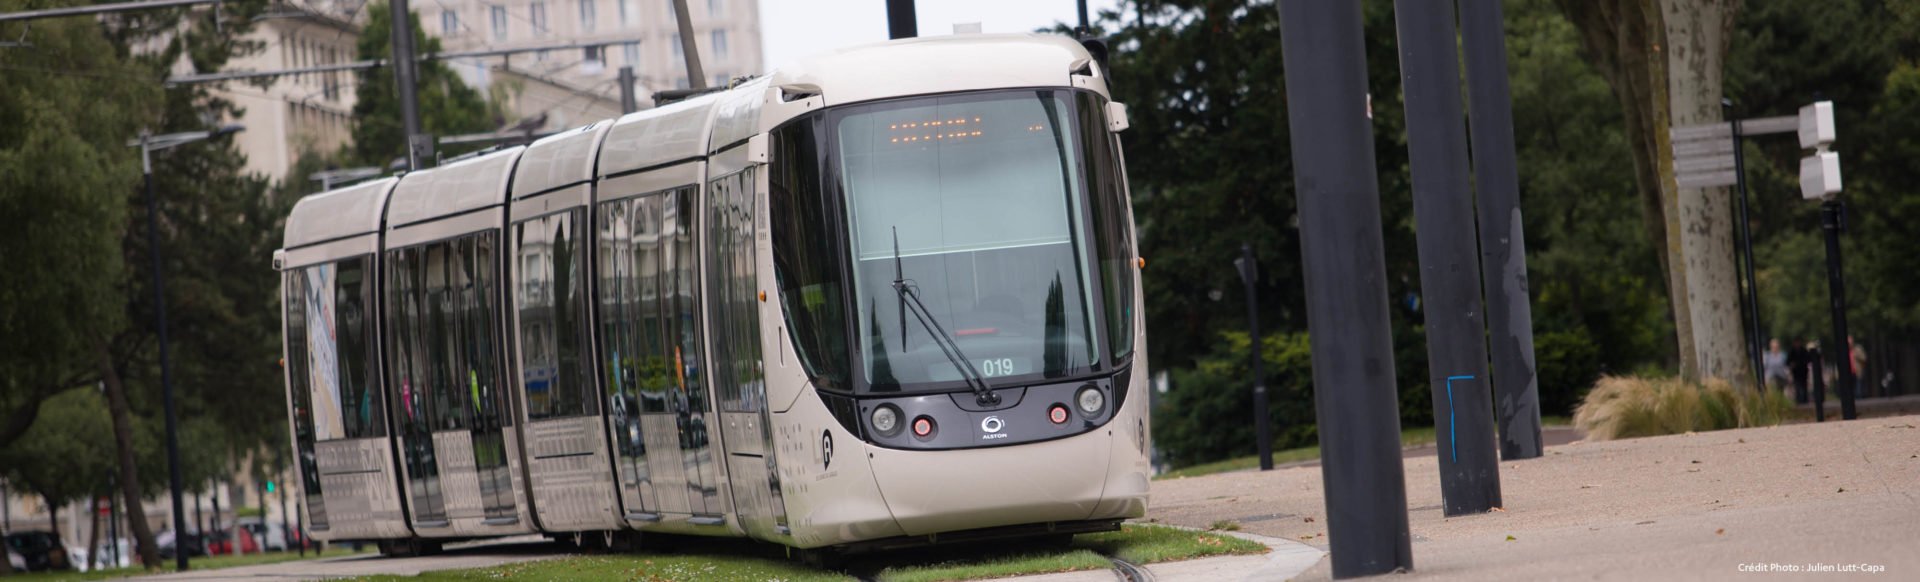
712, 73, 726, 87
623, 42, 639, 64
530, 1, 548, 35
618, 0, 630, 25
711, 29, 727, 59
578, 0, 594, 32
675, 76, 687, 89
671, 32, 681, 58
708, 0, 721, 16
441, 9, 459, 35
491, 6, 508, 40
666, 0, 675, 20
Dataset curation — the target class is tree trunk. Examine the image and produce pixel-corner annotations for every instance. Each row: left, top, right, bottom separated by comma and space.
1557, 0, 1699, 377
87, 495, 102, 571
1660, 0, 1749, 384
46, 495, 58, 541
95, 341, 160, 568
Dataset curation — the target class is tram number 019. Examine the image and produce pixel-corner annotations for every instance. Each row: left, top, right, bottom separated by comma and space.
980, 358, 1017, 377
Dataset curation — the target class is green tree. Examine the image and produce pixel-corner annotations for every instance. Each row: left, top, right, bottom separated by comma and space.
348, 2, 499, 167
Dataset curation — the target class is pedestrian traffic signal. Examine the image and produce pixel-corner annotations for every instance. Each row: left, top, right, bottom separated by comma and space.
266, 480, 275, 493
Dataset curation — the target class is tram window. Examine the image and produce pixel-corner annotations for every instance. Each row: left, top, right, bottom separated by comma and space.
290, 257, 386, 441
770, 116, 851, 391
834, 90, 1100, 389
282, 270, 327, 525
518, 210, 596, 420
1076, 92, 1136, 363
709, 170, 764, 412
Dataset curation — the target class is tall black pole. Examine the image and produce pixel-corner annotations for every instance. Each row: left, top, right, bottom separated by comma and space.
1237, 244, 1272, 471
671, 0, 706, 89
389, 0, 428, 170
1276, 0, 1414, 576
1394, 0, 1501, 516
886, 0, 916, 39
1821, 201, 1858, 420
1458, 0, 1542, 460
618, 66, 638, 114
141, 147, 190, 572
1726, 101, 1764, 388
1076, 0, 1090, 31
277, 475, 289, 553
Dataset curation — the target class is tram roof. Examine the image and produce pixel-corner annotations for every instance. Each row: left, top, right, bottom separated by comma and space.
768, 33, 1110, 108
513, 120, 614, 199
387, 146, 524, 228
596, 91, 725, 177
283, 177, 398, 250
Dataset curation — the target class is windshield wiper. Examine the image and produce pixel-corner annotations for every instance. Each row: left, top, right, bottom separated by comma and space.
891, 227, 1002, 407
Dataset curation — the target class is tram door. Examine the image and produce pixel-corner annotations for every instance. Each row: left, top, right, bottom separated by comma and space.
390, 233, 522, 529
709, 167, 789, 536
598, 185, 722, 523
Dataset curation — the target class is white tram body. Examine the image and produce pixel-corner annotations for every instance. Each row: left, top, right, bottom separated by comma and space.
276, 33, 1149, 553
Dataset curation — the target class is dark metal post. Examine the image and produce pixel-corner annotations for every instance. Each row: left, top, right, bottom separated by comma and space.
277, 476, 289, 553
886, 0, 916, 39
1394, 0, 1501, 516
1236, 244, 1272, 471
1811, 345, 1826, 422
1726, 101, 1764, 388
295, 500, 304, 558
1458, 0, 1542, 460
1821, 201, 1857, 420
618, 66, 638, 114
141, 146, 191, 572
1276, 0, 1414, 576
389, 0, 429, 169
1076, 0, 1089, 31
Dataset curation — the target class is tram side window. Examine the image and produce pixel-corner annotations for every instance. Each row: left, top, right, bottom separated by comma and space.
292, 257, 386, 441
1076, 93, 1136, 363
710, 169, 765, 412
518, 210, 596, 420
770, 116, 851, 391
282, 270, 327, 525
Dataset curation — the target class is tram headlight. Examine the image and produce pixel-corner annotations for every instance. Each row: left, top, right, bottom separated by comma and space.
1076, 386, 1106, 416
872, 405, 902, 436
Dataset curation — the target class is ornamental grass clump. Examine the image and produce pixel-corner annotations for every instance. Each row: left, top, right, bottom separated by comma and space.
1573, 375, 1794, 440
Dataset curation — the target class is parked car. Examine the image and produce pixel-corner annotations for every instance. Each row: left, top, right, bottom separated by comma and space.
204, 529, 260, 556
7, 548, 25, 571
155, 529, 207, 559
5, 531, 72, 572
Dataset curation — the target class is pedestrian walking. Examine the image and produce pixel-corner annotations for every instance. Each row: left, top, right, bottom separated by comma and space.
1763, 338, 1790, 394
1849, 336, 1868, 400
1787, 338, 1812, 404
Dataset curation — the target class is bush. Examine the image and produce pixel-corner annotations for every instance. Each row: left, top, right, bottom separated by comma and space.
1573, 375, 1795, 440
1535, 328, 1604, 416
1153, 331, 1318, 469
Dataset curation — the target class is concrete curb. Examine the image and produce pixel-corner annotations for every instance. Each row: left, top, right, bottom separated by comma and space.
992, 525, 1327, 582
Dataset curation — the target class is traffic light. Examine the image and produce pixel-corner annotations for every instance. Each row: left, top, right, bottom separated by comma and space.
266, 480, 275, 493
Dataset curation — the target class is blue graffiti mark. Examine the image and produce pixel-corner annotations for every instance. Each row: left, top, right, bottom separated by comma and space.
1444, 375, 1475, 463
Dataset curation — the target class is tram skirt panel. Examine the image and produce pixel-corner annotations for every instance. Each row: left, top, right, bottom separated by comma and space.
527, 415, 623, 530
315, 438, 411, 540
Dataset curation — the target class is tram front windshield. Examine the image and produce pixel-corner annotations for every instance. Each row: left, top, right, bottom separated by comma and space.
836, 91, 1101, 392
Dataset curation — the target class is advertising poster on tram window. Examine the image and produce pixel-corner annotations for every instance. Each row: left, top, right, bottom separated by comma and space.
304, 263, 346, 440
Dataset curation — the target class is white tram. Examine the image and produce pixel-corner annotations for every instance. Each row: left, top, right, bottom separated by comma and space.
276, 33, 1150, 555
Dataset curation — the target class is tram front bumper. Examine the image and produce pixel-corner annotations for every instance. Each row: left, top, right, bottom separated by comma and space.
866, 429, 1113, 536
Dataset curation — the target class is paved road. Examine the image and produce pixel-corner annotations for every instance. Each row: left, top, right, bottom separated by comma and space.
1149, 415, 1920, 580
123, 536, 568, 581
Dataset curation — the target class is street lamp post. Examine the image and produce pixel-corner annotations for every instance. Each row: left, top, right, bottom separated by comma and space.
128, 125, 244, 572
1234, 244, 1273, 471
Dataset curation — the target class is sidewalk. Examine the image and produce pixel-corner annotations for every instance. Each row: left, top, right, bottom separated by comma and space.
1149, 415, 1920, 580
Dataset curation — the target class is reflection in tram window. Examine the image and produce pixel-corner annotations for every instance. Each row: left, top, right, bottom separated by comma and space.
709, 170, 764, 413
517, 209, 597, 420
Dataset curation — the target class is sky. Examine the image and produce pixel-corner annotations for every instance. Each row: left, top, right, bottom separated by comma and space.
757, 0, 1123, 73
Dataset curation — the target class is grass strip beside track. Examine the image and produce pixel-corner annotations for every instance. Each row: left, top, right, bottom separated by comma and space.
9, 548, 377, 581
328, 523, 1259, 582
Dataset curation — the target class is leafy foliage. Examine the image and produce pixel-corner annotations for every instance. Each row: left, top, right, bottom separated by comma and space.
348, 2, 500, 167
